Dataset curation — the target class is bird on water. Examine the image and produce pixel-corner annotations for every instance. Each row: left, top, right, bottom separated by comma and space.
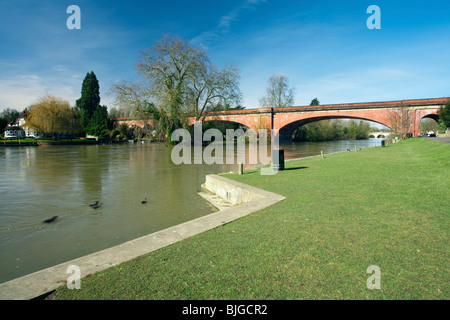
43, 216, 58, 223
141, 197, 147, 204
89, 201, 99, 207
89, 201, 102, 209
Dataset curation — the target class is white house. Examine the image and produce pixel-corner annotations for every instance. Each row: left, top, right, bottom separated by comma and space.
4, 126, 25, 138
11, 116, 42, 138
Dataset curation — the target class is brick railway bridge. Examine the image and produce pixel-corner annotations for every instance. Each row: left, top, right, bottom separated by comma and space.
114, 97, 448, 140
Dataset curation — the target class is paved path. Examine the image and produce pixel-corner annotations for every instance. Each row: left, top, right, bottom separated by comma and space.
420, 136, 450, 143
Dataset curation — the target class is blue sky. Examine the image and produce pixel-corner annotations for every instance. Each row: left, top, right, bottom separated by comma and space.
0, 0, 449, 112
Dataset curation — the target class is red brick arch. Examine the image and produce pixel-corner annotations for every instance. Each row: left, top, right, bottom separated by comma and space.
275, 109, 395, 140
188, 112, 271, 130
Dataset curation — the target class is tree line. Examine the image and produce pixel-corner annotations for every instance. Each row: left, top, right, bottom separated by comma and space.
0, 71, 114, 140
21, 71, 111, 139
293, 119, 373, 142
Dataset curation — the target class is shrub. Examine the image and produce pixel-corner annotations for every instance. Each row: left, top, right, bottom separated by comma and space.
100, 129, 111, 139
110, 129, 120, 138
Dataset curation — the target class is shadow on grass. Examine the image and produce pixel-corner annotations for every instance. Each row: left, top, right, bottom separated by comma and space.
241, 166, 308, 174
283, 166, 308, 171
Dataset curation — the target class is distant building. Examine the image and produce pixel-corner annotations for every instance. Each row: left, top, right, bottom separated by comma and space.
8, 110, 77, 139
11, 112, 43, 138
4, 126, 25, 138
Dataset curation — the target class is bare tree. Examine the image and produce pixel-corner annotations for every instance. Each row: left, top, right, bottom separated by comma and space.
259, 75, 294, 109
187, 64, 242, 121
387, 108, 413, 138
109, 81, 160, 139
109, 80, 152, 117
136, 35, 208, 113
111, 35, 242, 138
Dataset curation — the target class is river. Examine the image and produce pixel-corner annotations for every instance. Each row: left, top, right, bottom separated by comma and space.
0, 138, 383, 283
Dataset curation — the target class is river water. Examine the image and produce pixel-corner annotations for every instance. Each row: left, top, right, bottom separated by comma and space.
0, 138, 383, 283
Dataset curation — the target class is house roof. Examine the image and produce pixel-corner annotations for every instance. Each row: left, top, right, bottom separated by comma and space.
5, 126, 23, 130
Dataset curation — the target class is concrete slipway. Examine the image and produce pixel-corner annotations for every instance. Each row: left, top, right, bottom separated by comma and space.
0, 174, 285, 300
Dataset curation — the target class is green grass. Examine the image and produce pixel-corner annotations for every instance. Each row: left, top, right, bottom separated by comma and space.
1, 138, 39, 143
51, 138, 449, 300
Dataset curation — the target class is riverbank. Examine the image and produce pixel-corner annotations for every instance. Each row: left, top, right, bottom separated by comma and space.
49, 138, 448, 299
0, 138, 129, 146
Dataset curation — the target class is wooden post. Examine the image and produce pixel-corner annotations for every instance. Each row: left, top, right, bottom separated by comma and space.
321, 151, 324, 158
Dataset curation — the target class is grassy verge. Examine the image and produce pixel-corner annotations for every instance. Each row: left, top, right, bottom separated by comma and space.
51, 138, 449, 299
1, 138, 39, 144
1, 138, 92, 143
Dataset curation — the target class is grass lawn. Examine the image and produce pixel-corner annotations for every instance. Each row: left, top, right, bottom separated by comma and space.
51, 138, 449, 300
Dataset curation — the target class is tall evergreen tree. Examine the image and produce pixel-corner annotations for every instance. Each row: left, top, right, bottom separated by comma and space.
76, 71, 108, 136
0, 117, 8, 133
90, 105, 109, 136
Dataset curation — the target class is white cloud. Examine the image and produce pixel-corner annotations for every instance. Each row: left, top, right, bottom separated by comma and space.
0, 74, 80, 111
192, 0, 267, 48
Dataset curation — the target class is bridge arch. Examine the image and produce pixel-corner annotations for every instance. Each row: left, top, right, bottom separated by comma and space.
189, 113, 271, 131
186, 119, 249, 136
418, 113, 440, 123
413, 109, 441, 136
416, 112, 440, 136
277, 114, 392, 141
188, 117, 250, 130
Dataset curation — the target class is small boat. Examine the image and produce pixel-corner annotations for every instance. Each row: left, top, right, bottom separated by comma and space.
43, 216, 58, 223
